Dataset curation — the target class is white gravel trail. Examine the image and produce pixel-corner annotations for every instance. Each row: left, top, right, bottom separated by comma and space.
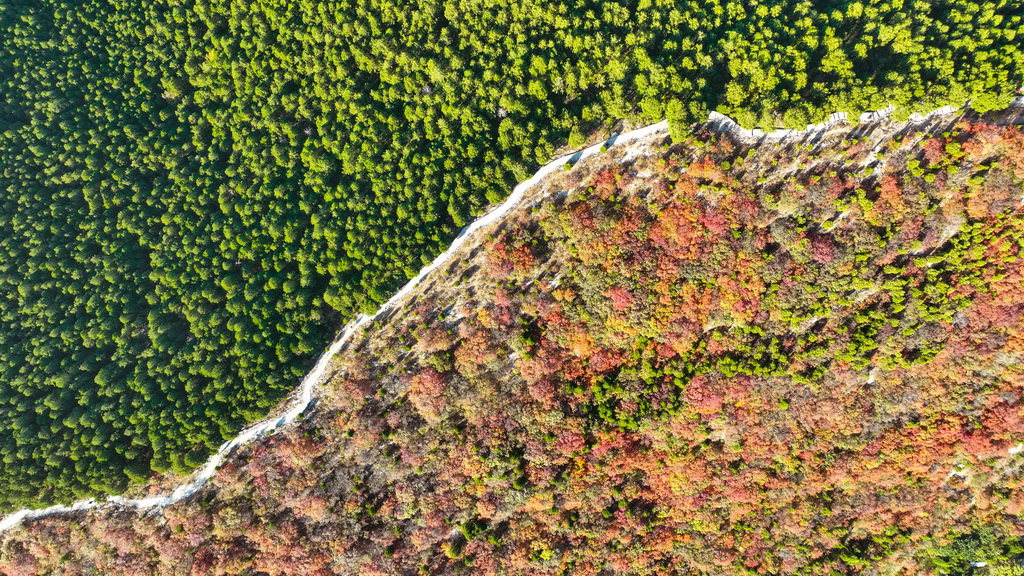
0, 120, 670, 533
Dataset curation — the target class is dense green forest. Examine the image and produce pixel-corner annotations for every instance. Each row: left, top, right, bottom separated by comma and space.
1, 0, 1022, 510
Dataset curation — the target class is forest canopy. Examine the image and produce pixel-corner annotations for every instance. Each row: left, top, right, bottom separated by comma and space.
4, 116, 1024, 575
1, 0, 1022, 510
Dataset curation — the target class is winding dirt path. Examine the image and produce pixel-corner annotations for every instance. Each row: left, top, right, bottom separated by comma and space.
0, 120, 670, 532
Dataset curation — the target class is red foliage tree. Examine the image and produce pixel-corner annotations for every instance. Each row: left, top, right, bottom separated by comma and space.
409, 367, 448, 423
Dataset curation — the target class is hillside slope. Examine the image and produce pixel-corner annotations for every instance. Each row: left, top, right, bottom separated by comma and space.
3, 110, 1024, 575
3, 0, 1023, 510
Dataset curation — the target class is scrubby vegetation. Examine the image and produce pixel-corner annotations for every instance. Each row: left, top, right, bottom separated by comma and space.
2, 0, 1023, 512
3, 114, 1023, 575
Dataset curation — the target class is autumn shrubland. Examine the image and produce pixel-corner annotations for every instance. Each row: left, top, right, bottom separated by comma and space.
3, 111, 1024, 575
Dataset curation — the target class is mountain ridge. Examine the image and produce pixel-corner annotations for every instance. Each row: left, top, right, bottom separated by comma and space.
4, 103, 1024, 574
4, 97, 1023, 533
